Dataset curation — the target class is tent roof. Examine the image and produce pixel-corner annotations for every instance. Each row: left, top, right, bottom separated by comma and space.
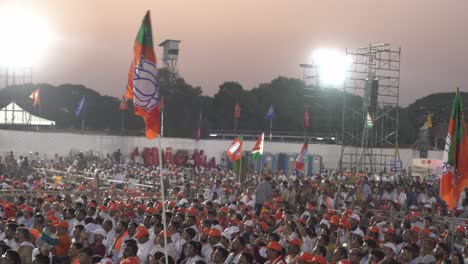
0, 102, 55, 126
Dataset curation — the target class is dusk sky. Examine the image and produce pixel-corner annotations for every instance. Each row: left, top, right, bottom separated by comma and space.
6, 0, 468, 106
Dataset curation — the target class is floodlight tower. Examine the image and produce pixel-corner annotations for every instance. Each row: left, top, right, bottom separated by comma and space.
300, 49, 349, 143
158, 39, 181, 75
340, 43, 401, 173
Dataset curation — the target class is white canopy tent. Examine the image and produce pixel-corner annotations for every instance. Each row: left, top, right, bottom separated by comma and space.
0, 102, 55, 126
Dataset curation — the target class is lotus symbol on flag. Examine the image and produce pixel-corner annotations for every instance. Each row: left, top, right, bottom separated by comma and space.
133, 57, 159, 112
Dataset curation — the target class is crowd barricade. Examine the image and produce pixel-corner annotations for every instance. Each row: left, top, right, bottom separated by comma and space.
11, 167, 183, 203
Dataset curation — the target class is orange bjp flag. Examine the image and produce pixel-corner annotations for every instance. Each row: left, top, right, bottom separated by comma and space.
125, 11, 161, 139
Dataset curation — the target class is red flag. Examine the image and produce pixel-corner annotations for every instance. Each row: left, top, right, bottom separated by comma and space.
234, 102, 240, 119
440, 91, 468, 210
304, 108, 309, 128
196, 128, 200, 142
294, 139, 309, 172
125, 11, 161, 139
30, 89, 40, 107
119, 96, 128, 110
227, 136, 243, 161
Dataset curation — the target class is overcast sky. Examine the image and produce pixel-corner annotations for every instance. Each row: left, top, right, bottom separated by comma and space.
8, 0, 468, 106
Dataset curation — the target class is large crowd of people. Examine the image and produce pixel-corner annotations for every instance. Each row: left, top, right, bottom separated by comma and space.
0, 149, 466, 264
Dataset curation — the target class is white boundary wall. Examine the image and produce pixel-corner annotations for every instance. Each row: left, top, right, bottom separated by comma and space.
0, 129, 443, 170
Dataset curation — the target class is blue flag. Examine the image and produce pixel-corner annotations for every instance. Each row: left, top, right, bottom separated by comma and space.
264, 105, 275, 120
75, 96, 86, 117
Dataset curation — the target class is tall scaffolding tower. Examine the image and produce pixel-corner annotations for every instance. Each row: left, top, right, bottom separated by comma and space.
340, 43, 401, 172
0, 66, 33, 89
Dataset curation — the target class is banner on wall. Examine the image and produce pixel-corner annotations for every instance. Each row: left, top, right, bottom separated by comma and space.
411, 159, 443, 178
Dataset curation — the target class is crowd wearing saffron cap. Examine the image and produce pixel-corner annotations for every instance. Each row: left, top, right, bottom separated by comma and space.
0, 150, 467, 264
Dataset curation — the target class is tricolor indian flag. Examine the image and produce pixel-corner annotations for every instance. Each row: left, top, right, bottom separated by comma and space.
251, 133, 264, 161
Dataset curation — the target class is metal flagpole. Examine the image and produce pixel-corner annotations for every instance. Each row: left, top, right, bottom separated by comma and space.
81, 104, 86, 132
120, 110, 125, 132
259, 154, 264, 178
269, 120, 272, 141
158, 135, 169, 264
235, 117, 237, 134
161, 109, 164, 137
238, 154, 242, 184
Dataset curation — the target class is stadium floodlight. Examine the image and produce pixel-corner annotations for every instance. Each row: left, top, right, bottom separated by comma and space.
312, 48, 352, 87
0, 4, 54, 67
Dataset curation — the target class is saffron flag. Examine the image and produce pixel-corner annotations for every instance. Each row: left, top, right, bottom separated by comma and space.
125, 11, 161, 139
234, 102, 240, 119
265, 105, 275, 120
294, 139, 309, 172
119, 96, 128, 110
227, 136, 243, 161
30, 89, 40, 107
304, 108, 309, 128
440, 91, 468, 210
75, 96, 86, 117
421, 114, 432, 129
251, 133, 264, 161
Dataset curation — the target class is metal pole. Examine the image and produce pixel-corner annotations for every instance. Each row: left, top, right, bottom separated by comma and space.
120, 110, 125, 132
234, 117, 237, 134
158, 134, 169, 264
238, 154, 242, 184
161, 110, 164, 137
81, 105, 86, 133
269, 120, 272, 141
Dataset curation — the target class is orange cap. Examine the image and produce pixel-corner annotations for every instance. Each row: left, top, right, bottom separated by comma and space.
158, 230, 172, 239
266, 241, 282, 252
289, 238, 303, 248
312, 255, 327, 264
133, 226, 149, 239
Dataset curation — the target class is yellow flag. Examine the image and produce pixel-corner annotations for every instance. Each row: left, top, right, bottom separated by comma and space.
422, 114, 432, 129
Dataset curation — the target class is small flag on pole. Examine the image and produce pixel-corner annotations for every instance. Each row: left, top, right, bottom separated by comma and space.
227, 136, 243, 161
119, 96, 128, 110
234, 102, 240, 119
421, 114, 432, 129
366, 113, 374, 128
264, 105, 275, 120
251, 133, 264, 161
294, 139, 309, 172
30, 89, 40, 107
304, 108, 309, 128
75, 96, 86, 117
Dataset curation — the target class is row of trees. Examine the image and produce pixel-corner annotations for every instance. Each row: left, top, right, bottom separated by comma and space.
0, 68, 463, 146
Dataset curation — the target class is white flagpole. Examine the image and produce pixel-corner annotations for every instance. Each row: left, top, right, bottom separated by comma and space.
158, 112, 169, 264
269, 119, 272, 141
238, 154, 242, 184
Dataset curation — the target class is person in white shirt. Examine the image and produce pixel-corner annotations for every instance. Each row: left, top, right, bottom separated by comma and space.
181, 240, 205, 264
134, 226, 153, 263
225, 236, 246, 264
4, 222, 18, 250
150, 230, 178, 261
102, 219, 116, 251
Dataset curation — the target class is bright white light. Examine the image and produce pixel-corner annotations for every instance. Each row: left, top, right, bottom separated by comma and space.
209, 134, 218, 137
313, 48, 352, 86
0, 5, 54, 67
317, 137, 323, 141
331, 137, 335, 140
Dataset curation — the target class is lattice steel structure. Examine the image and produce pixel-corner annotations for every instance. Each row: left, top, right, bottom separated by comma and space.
300, 63, 343, 141
340, 43, 401, 172
0, 66, 32, 89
